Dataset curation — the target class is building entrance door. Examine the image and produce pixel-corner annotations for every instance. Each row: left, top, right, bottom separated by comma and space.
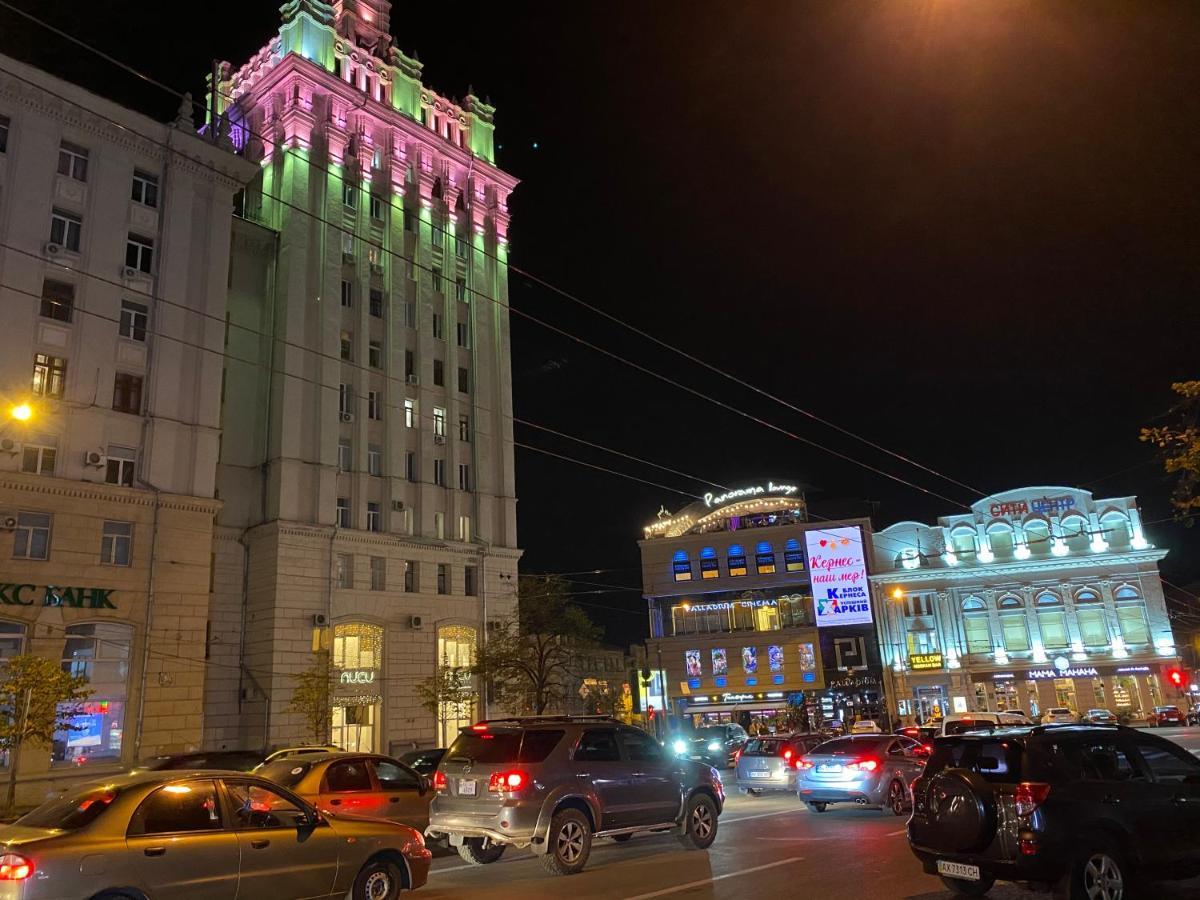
913, 686, 947, 724
332, 702, 377, 752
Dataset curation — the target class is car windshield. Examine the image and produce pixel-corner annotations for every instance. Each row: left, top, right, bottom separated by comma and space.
944, 720, 998, 736
695, 727, 728, 738
741, 739, 786, 757
810, 737, 888, 756
17, 786, 120, 830
255, 760, 312, 789
1048, 709, 1071, 715
926, 738, 1024, 783
1156, 706, 1178, 713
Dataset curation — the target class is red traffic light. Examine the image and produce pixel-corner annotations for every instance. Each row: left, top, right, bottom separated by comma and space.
1168, 669, 1185, 687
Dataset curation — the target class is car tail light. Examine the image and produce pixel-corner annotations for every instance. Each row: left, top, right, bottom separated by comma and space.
782, 748, 793, 763
433, 771, 448, 792
1014, 782, 1051, 817
470, 723, 489, 731
846, 758, 880, 773
733, 749, 742, 763
488, 770, 528, 792
1019, 838, 1039, 856
796, 757, 814, 770
0, 854, 33, 881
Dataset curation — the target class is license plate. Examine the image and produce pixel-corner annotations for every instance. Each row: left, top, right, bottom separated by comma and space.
459, 779, 477, 796
749, 770, 770, 778
818, 764, 842, 773
937, 861, 980, 882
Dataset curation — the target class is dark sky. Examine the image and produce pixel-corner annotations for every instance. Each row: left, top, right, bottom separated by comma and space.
9, 1, 1199, 645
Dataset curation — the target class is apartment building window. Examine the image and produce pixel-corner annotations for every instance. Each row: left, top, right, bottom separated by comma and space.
367, 445, 381, 476
126, 234, 154, 274
458, 464, 470, 491
57, 141, 88, 181
0, 116, 8, 153
405, 350, 414, 379
105, 446, 136, 487
432, 406, 446, 437
455, 236, 467, 259
342, 181, 357, 208
455, 276, 467, 302
367, 246, 382, 270
432, 267, 442, 293
368, 341, 382, 368
367, 390, 382, 420
434, 512, 445, 539
131, 171, 158, 208
369, 193, 383, 220
456, 321, 469, 348
119, 300, 148, 341
404, 300, 416, 327
336, 552, 354, 588
458, 415, 470, 442
21, 444, 56, 475
432, 219, 443, 248
338, 440, 352, 471
340, 330, 353, 361
434, 459, 446, 487
403, 207, 414, 232
32, 353, 67, 399
100, 521, 132, 566
464, 565, 477, 597
366, 502, 382, 533
404, 398, 415, 427
341, 280, 353, 308
112, 373, 143, 414
13, 512, 51, 560
370, 556, 386, 591
457, 515, 471, 541
433, 359, 444, 387
339, 383, 351, 414
39, 279, 74, 323
342, 233, 355, 256
405, 451, 416, 482
457, 366, 469, 393
369, 288, 383, 318
50, 209, 81, 251
404, 560, 417, 592
432, 313, 444, 340
437, 564, 448, 594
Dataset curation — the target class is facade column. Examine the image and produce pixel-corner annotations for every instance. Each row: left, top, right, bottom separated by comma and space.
975, 524, 994, 563
1074, 677, 1098, 712
1036, 680, 1057, 713
1134, 675, 1155, 719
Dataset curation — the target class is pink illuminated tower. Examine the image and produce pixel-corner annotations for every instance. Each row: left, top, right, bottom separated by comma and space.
208, 0, 521, 753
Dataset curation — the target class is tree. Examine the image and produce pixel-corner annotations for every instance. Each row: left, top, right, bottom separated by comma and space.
288, 649, 338, 744
0, 655, 91, 813
474, 575, 601, 715
1141, 381, 1200, 517
416, 660, 478, 743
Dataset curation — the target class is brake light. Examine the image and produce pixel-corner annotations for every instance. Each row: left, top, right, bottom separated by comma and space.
433, 771, 448, 792
782, 748, 793, 762
845, 758, 879, 772
470, 723, 489, 731
797, 757, 814, 770
1014, 782, 1051, 817
488, 770, 528, 792
0, 854, 32, 881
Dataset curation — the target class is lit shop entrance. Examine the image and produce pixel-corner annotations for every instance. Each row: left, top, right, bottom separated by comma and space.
332, 622, 383, 753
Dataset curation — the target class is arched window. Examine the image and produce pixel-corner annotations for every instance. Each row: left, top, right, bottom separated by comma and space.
1061, 515, 1090, 553
332, 623, 384, 753
434, 625, 477, 747
727, 544, 748, 577
1100, 512, 1131, 550
699, 546, 719, 580
1074, 589, 1109, 647
754, 541, 776, 575
55, 622, 132, 765
784, 538, 805, 573
951, 528, 977, 557
961, 597, 991, 654
987, 523, 1015, 561
672, 549, 692, 583
898, 547, 921, 570
997, 595, 1023, 610
996, 596, 1029, 652
1024, 519, 1051, 557
1035, 592, 1068, 649
1114, 585, 1149, 645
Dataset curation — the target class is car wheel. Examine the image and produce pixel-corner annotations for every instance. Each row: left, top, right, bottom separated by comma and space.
677, 793, 719, 850
806, 801, 828, 813
1056, 840, 1130, 900
939, 875, 996, 896
541, 808, 592, 875
457, 837, 507, 865
611, 833, 633, 843
888, 780, 907, 816
352, 859, 402, 900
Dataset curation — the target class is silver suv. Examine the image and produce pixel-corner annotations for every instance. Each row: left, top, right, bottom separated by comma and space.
426, 715, 725, 875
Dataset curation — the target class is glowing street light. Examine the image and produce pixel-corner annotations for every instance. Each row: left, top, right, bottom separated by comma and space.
891, 587, 904, 600
10, 403, 32, 422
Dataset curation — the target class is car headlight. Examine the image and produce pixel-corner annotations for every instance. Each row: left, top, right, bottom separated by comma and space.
673, 740, 687, 755
707, 741, 722, 752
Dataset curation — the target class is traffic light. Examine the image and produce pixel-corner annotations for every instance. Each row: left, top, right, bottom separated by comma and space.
1168, 669, 1185, 689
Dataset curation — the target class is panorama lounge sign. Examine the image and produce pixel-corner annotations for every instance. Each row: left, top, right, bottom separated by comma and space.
703, 482, 799, 508
0, 584, 117, 609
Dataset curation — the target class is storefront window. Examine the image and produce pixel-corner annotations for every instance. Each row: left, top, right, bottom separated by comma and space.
332, 703, 376, 752
332, 622, 382, 671
973, 682, 988, 712
1093, 678, 1107, 708
994, 681, 1019, 711
906, 630, 938, 656
54, 623, 131, 765
1112, 676, 1135, 710
1054, 678, 1077, 709
667, 594, 812, 635
0, 621, 26, 659
436, 625, 477, 746
332, 623, 383, 754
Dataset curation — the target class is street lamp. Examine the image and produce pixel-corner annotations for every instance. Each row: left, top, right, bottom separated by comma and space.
10, 403, 32, 422
891, 587, 904, 600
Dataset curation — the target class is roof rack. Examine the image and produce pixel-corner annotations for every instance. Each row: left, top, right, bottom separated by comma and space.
469, 715, 621, 728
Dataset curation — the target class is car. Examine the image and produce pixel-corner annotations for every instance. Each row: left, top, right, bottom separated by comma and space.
426, 715, 724, 875
1150, 705, 1185, 727
256, 751, 433, 832
1188, 704, 1200, 726
1080, 708, 1118, 725
939, 713, 1004, 736
733, 733, 827, 796
896, 725, 939, 746
850, 720, 883, 734
908, 723, 1200, 897
0, 769, 431, 898
795, 734, 928, 815
399, 747, 446, 775
259, 744, 341, 766
997, 711, 1034, 727
671, 722, 748, 767
136, 749, 264, 772
1040, 707, 1078, 724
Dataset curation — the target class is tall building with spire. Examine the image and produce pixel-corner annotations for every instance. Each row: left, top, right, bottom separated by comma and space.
208, 0, 521, 753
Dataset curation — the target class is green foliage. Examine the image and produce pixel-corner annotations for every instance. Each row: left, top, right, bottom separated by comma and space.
288, 650, 338, 744
1141, 381, 1200, 517
415, 662, 478, 732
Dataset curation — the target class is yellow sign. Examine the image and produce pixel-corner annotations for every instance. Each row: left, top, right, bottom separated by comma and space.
910, 652, 944, 671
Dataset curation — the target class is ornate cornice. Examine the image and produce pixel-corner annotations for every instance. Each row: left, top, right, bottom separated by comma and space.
870, 549, 1169, 585
245, 519, 519, 559
0, 473, 220, 516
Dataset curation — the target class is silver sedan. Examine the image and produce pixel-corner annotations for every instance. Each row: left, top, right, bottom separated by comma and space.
796, 735, 928, 814
734, 734, 827, 795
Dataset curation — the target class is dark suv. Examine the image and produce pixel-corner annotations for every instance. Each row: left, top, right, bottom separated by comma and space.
426, 715, 724, 875
908, 724, 1200, 898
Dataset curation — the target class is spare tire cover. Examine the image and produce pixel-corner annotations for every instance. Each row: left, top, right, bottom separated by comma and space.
921, 769, 997, 854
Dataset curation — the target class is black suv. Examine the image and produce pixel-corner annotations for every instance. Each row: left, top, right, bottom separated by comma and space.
908, 724, 1200, 898
427, 715, 724, 875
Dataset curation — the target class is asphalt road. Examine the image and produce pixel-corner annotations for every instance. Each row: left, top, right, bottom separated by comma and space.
421, 728, 1200, 900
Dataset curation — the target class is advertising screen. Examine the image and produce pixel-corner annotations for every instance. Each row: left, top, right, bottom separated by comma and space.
685, 649, 702, 678
806, 526, 873, 627
741, 646, 758, 674
768, 645, 784, 673
711, 648, 728, 676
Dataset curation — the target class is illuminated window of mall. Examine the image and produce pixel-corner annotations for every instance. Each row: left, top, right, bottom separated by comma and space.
436, 625, 477, 746
699, 546, 719, 579
1035, 592, 1069, 650
1113, 585, 1150, 645
55, 623, 131, 765
997, 595, 1030, 652
332, 622, 383, 753
1061, 515, 1090, 553
783, 538, 804, 572
961, 597, 992, 655
727, 544, 747, 577
1074, 589, 1110, 647
754, 541, 775, 574
671, 550, 692, 582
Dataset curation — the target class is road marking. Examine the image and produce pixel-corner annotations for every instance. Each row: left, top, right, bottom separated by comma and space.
756, 836, 832, 841
722, 807, 808, 824
887, 828, 908, 836
620, 857, 805, 900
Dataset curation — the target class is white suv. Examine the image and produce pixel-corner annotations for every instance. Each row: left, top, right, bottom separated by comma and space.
1040, 707, 1077, 724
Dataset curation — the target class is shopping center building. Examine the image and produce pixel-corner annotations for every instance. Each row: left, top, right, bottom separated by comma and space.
870, 486, 1178, 722
640, 481, 886, 731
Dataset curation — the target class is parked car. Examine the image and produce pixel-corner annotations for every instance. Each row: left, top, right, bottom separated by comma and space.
1080, 708, 1118, 725
259, 745, 342, 766
257, 752, 432, 832
399, 748, 446, 775
897, 725, 939, 746
908, 723, 1200, 897
427, 716, 724, 875
850, 720, 883, 734
940, 713, 1003, 736
671, 722, 748, 767
1040, 707, 1078, 724
0, 770, 430, 898
997, 711, 1035, 727
1150, 705, 1185, 727
734, 733, 827, 796
796, 734, 928, 815
136, 749, 264, 772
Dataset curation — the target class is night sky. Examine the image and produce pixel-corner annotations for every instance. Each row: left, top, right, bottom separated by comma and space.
9, 1, 1199, 645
